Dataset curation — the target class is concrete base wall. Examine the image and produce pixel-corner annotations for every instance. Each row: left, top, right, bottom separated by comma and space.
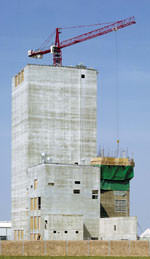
99, 217, 137, 240
0, 240, 150, 256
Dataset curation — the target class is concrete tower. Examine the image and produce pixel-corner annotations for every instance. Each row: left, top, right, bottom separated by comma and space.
11, 64, 98, 240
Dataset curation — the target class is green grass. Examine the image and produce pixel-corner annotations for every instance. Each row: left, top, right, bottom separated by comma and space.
0, 257, 150, 259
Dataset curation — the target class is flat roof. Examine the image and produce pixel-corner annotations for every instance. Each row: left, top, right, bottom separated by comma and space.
26, 63, 97, 72
0, 221, 11, 228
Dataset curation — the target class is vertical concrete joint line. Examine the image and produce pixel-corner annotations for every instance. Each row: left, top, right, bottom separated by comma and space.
22, 240, 24, 256
128, 240, 130, 256
88, 240, 90, 256
44, 240, 47, 255
0, 240, 1, 255
66, 240, 68, 256
108, 240, 111, 256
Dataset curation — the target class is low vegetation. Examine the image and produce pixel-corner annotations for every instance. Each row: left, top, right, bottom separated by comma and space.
1, 257, 150, 259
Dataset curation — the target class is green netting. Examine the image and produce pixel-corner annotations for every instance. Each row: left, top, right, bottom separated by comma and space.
101, 179, 130, 191
99, 165, 134, 181
94, 164, 134, 191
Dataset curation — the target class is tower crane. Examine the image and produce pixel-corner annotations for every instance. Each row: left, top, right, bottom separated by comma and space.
28, 16, 136, 66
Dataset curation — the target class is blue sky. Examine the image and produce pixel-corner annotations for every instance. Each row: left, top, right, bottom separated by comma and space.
0, 0, 150, 234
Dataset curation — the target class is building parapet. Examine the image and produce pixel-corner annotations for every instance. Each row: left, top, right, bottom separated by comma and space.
91, 157, 135, 167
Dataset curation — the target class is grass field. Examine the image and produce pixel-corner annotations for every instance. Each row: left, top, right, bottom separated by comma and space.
0, 257, 150, 259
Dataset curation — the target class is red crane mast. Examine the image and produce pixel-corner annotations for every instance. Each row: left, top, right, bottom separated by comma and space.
28, 16, 136, 66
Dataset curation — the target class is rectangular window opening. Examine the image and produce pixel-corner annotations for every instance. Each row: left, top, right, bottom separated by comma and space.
81, 74, 85, 78
73, 189, 80, 194
92, 190, 98, 194
38, 216, 41, 230
30, 198, 34, 211
38, 197, 41, 210
34, 197, 38, 210
115, 199, 127, 212
75, 181, 80, 184
114, 191, 126, 197
30, 217, 33, 231
91, 237, 98, 240
45, 220, 48, 229
114, 225, 116, 231
34, 179, 38, 190
34, 216, 38, 230
92, 195, 98, 199
48, 182, 55, 186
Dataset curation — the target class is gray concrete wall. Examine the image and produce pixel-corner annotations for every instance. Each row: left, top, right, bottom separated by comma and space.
11, 67, 29, 239
26, 64, 97, 165
28, 163, 100, 240
11, 65, 98, 240
45, 215, 83, 240
99, 217, 137, 240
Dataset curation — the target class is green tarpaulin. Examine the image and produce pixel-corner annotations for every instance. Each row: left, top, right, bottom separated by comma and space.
100, 165, 134, 181
101, 179, 130, 191
94, 165, 134, 191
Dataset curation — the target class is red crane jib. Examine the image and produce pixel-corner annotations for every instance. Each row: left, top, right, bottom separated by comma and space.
28, 16, 136, 66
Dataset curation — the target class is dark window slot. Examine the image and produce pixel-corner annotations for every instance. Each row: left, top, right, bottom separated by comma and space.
91, 237, 98, 240
75, 181, 80, 184
73, 189, 80, 194
92, 190, 98, 194
92, 195, 98, 199
38, 197, 41, 210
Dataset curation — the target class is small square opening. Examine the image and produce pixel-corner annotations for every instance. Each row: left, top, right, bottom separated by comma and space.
81, 74, 85, 78
92, 195, 98, 199
48, 182, 55, 186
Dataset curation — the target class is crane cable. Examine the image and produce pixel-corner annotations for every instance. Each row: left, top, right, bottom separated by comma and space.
114, 30, 120, 157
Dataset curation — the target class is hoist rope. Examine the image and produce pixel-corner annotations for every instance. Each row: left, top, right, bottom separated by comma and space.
39, 30, 56, 51
60, 22, 115, 30
114, 30, 120, 156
